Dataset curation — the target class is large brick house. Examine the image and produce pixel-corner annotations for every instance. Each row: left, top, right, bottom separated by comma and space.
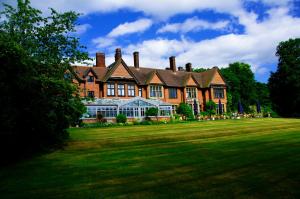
71, 48, 227, 122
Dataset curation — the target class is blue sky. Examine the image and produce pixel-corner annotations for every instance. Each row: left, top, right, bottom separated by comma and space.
2, 0, 300, 82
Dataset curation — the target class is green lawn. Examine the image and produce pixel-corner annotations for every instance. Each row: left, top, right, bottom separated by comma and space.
1, 118, 300, 199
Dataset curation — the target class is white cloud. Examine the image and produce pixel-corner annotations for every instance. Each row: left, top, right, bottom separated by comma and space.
116, 7, 300, 77
157, 17, 230, 33
92, 37, 116, 48
92, 18, 152, 49
107, 18, 152, 37
26, 0, 243, 19
74, 24, 91, 35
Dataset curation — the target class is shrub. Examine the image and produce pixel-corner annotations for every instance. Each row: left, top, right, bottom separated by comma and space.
97, 112, 107, 123
146, 107, 159, 116
116, 114, 127, 123
176, 103, 194, 120
205, 100, 217, 117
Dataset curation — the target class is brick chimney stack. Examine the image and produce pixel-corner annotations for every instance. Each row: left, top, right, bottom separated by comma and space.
169, 56, 176, 72
133, 51, 139, 68
115, 48, 122, 61
95, 52, 105, 67
186, 63, 192, 72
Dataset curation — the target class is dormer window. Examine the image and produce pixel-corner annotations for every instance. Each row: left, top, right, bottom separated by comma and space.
87, 76, 94, 83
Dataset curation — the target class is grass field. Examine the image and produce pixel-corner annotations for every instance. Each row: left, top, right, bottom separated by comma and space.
1, 118, 300, 199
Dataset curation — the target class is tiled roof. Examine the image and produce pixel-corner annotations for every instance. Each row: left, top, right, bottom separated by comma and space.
72, 60, 224, 88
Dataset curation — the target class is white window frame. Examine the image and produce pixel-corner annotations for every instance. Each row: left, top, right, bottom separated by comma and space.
186, 87, 197, 99
150, 85, 163, 98
107, 83, 115, 96
128, 84, 135, 97
118, 84, 125, 96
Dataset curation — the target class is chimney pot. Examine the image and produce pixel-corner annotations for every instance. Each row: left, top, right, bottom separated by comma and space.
133, 51, 139, 68
186, 63, 192, 72
169, 56, 176, 72
115, 48, 122, 61
95, 52, 105, 67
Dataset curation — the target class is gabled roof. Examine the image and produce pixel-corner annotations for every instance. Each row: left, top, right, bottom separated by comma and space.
102, 59, 137, 82
72, 65, 108, 82
72, 61, 226, 88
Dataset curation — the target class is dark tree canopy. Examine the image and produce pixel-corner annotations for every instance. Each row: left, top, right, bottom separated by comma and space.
220, 62, 257, 112
268, 38, 300, 117
0, 0, 88, 162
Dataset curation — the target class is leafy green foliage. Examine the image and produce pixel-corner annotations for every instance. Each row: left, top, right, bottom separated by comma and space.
145, 107, 159, 116
205, 100, 217, 116
176, 103, 194, 119
116, 114, 127, 123
221, 62, 257, 112
193, 68, 208, 73
268, 38, 300, 117
0, 0, 88, 162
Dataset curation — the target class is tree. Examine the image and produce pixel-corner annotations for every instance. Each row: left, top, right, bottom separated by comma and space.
177, 103, 194, 120
193, 68, 208, 73
221, 62, 257, 112
268, 38, 300, 117
0, 0, 88, 162
255, 82, 271, 108
205, 100, 216, 117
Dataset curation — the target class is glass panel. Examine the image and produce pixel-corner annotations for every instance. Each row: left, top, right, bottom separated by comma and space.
121, 100, 154, 107
128, 84, 135, 97
214, 88, 224, 98
150, 85, 163, 98
118, 84, 125, 96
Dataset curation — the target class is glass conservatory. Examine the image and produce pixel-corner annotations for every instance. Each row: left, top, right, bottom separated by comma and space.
82, 97, 172, 120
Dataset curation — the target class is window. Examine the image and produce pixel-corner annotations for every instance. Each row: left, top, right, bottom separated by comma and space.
107, 83, 115, 96
214, 88, 224, 99
128, 84, 135, 97
216, 104, 225, 114
138, 87, 142, 97
169, 88, 177, 99
186, 87, 197, 98
160, 106, 172, 116
64, 73, 72, 81
87, 91, 94, 98
97, 107, 117, 118
118, 84, 125, 96
86, 106, 97, 118
119, 107, 139, 118
150, 85, 163, 98
87, 75, 94, 83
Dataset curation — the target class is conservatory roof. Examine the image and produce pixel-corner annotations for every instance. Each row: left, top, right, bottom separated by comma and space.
82, 97, 172, 107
